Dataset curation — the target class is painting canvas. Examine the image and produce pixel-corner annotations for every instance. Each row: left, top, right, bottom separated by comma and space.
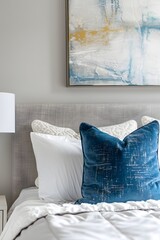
66, 0, 160, 86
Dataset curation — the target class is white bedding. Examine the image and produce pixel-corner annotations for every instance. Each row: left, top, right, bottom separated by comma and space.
2, 198, 160, 240
8, 187, 40, 217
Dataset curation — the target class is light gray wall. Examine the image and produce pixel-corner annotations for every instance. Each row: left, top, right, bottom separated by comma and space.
0, 0, 159, 207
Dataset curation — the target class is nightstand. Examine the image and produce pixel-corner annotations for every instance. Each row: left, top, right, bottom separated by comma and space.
0, 196, 7, 234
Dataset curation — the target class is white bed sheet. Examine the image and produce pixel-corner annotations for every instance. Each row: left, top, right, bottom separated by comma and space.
8, 187, 68, 218
8, 187, 40, 217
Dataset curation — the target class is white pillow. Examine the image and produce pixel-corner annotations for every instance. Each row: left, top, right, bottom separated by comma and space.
141, 116, 160, 165
35, 178, 39, 188
141, 116, 157, 125
98, 120, 137, 140
32, 119, 137, 140
32, 120, 79, 139
31, 133, 83, 202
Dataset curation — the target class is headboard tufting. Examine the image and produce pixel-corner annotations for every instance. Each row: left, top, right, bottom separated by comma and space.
11, 103, 159, 202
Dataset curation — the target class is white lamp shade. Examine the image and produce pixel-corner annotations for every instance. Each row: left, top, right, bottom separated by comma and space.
0, 93, 15, 133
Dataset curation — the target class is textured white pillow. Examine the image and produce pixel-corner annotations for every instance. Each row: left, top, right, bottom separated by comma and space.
141, 116, 157, 125
98, 120, 137, 140
31, 133, 83, 202
32, 120, 79, 139
141, 116, 160, 165
32, 119, 137, 140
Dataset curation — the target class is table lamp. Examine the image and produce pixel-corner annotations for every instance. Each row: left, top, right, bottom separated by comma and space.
0, 93, 15, 133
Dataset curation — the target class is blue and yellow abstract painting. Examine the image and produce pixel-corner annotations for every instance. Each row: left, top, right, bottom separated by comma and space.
67, 0, 160, 85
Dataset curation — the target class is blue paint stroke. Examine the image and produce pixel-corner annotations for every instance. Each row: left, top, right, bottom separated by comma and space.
98, 0, 107, 20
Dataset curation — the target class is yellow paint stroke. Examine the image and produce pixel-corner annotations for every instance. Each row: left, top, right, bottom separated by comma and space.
70, 20, 122, 45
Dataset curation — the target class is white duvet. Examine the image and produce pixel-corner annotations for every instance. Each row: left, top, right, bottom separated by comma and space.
1, 199, 160, 240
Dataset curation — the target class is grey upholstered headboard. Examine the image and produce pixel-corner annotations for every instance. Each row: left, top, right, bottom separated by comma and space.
11, 103, 160, 202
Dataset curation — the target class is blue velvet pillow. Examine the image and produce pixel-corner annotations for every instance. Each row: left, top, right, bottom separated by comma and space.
76, 121, 160, 204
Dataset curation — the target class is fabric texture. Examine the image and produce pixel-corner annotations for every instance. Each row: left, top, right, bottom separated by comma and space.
30, 133, 83, 202
32, 119, 137, 140
76, 121, 160, 204
141, 116, 156, 125
141, 115, 160, 166
98, 120, 137, 140
32, 120, 79, 139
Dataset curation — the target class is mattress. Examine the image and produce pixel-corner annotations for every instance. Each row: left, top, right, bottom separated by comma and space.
2, 190, 160, 240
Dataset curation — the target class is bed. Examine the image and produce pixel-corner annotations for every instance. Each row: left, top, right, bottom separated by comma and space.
1, 103, 160, 240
